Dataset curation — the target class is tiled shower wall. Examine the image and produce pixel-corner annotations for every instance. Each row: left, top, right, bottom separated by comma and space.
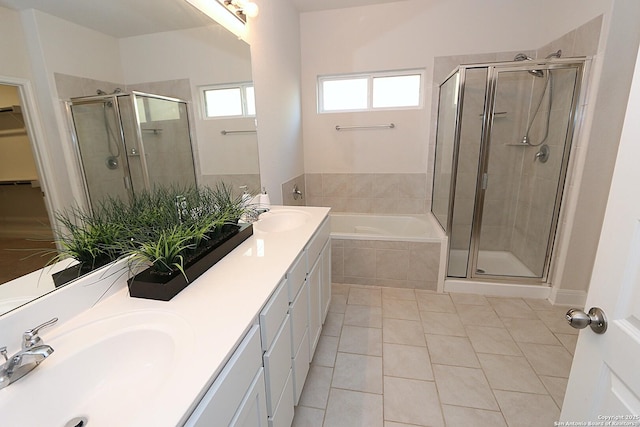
305, 173, 428, 214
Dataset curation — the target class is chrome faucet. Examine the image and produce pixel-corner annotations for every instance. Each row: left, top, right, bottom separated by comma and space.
0, 317, 57, 389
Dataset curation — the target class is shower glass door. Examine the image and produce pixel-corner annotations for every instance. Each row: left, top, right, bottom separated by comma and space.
472, 64, 581, 279
70, 100, 131, 207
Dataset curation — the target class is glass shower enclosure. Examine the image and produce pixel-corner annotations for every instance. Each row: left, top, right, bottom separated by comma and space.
67, 92, 197, 210
432, 58, 584, 283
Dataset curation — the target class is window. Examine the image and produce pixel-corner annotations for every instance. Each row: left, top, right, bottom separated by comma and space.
200, 82, 255, 118
318, 69, 424, 113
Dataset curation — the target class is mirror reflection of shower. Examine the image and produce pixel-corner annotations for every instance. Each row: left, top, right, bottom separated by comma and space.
68, 91, 197, 211
513, 50, 562, 147
97, 88, 123, 170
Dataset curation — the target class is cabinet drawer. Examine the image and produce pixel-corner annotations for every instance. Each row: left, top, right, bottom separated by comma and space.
289, 279, 309, 357
305, 217, 330, 270
286, 252, 306, 302
230, 368, 268, 427
260, 279, 288, 351
185, 325, 262, 427
268, 369, 294, 427
263, 315, 292, 417
292, 330, 310, 406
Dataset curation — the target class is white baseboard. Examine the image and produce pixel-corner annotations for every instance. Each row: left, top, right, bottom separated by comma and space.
444, 279, 552, 300
548, 287, 587, 307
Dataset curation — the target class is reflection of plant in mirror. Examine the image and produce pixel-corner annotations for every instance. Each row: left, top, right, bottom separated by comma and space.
51, 206, 126, 269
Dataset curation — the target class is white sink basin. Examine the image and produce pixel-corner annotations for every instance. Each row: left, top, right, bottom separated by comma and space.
0, 310, 194, 427
254, 209, 312, 233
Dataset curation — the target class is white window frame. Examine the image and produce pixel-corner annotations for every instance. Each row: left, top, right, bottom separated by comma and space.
199, 82, 255, 119
317, 69, 425, 113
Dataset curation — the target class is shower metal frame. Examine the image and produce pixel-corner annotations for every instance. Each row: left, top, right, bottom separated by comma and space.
435, 57, 586, 284
65, 91, 197, 210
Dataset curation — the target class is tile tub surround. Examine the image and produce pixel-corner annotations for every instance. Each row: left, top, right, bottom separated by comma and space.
332, 239, 441, 290
305, 173, 429, 214
292, 283, 576, 427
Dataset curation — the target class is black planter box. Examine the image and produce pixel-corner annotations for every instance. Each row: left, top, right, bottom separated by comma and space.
127, 223, 253, 301
52, 259, 112, 288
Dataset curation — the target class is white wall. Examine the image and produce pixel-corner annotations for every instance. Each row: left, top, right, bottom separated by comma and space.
300, 0, 612, 174
0, 7, 32, 79
247, 0, 305, 203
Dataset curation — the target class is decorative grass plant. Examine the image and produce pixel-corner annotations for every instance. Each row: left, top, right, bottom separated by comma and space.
50, 182, 253, 291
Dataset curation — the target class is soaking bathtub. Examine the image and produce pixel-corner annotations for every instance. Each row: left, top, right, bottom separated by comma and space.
329, 212, 447, 290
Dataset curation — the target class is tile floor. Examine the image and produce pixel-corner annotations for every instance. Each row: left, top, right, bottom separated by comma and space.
292, 283, 577, 427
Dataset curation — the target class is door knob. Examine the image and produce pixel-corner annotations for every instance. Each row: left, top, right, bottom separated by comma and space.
565, 307, 607, 334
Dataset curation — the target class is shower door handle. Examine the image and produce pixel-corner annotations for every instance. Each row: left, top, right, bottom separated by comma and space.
123, 175, 131, 190
566, 307, 607, 334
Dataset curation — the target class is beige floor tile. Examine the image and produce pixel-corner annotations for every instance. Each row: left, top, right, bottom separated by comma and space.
457, 304, 504, 328
382, 298, 421, 320
502, 317, 561, 345
324, 388, 383, 427
441, 405, 507, 427
383, 318, 426, 346
338, 325, 382, 356
348, 287, 382, 306
420, 311, 466, 337
332, 352, 383, 394
450, 292, 490, 306
383, 376, 444, 426
523, 298, 555, 311
344, 304, 383, 328
329, 294, 348, 313
298, 365, 333, 409
519, 343, 574, 378
313, 335, 339, 367
487, 297, 534, 319
383, 343, 433, 380
381, 287, 416, 301
433, 364, 499, 410
332, 283, 350, 296
477, 353, 547, 394
321, 311, 344, 337
415, 291, 456, 313
384, 422, 419, 427
555, 333, 578, 355
540, 375, 569, 407
425, 334, 480, 368
465, 325, 522, 356
536, 309, 579, 335
292, 405, 324, 427
494, 390, 560, 427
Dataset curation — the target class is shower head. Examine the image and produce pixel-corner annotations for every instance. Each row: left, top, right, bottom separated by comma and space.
513, 53, 544, 78
545, 49, 562, 59
96, 89, 107, 95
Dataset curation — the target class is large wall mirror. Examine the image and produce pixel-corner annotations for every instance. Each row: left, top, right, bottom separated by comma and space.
0, 0, 260, 316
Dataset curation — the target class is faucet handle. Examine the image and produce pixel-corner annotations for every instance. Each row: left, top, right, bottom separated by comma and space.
0, 347, 7, 362
22, 318, 58, 349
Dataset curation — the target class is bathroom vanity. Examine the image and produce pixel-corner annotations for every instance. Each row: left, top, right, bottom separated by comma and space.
0, 206, 331, 427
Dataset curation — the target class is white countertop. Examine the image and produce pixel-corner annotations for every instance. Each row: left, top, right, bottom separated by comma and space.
0, 205, 330, 427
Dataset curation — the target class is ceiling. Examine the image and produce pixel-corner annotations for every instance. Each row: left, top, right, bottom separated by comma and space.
0, 0, 215, 38
0, 0, 410, 37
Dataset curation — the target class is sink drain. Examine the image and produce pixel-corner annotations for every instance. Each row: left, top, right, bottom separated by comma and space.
65, 416, 88, 427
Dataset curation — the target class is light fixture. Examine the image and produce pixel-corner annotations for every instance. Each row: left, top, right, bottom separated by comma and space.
222, 0, 259, 22
184, 0, 257, 39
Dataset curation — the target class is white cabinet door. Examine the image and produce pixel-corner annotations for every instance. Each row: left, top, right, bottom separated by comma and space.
307, 256, 322, 361
230, 368, 268, 427
561, 44, 640, 421
320, 240, 332, 324
185, 325, 263, 427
